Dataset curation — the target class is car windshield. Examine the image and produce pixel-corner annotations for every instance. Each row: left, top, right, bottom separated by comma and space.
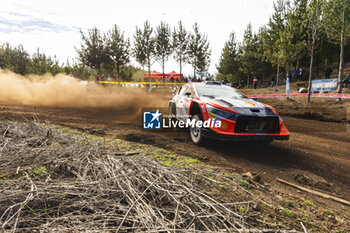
196, 86, 247, 98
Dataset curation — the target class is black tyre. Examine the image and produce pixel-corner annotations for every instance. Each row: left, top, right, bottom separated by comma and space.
190, 114, 205, 145
168, 103, 177, 121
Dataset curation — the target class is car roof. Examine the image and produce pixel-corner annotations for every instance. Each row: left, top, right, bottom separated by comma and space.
192, 82, 237, 91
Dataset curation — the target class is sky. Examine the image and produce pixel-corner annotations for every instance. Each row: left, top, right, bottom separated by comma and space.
0, 0, 275, 76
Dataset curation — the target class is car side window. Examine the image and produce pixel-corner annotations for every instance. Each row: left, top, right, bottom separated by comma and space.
177, 86, 182, 95
179, 84, 189, 96
187, 86, 195, 97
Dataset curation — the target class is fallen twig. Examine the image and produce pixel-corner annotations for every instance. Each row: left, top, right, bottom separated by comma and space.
276, 178, 350, 206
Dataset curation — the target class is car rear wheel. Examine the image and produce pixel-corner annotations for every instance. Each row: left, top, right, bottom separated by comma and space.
168, 103, 177, 122
190, 114, 205, 145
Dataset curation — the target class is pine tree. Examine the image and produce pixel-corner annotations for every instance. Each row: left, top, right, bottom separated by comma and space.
306, 0, 325, 102
154, 22, 172, 80
187, 23, 211, 79
323, 0, 350, 93
77, 27, 109, 72
107, 25, 130, 81
133, 20, 155, 84
216, 32, 239, 83
172, 21, 188, 80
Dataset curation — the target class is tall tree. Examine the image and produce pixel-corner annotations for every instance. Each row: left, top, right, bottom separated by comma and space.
323, 0, 350, 93
263, 0, 289, 86
172, 21, 188, 80
216, 32, 239, 83
154, 22, 172, 80
187, 23, 211, 79
306, 0, 325, 102
107, 25, 130, 81
133, 20, 155, 84
77, 27, 108, 72
276, 9, 299, 80
239, 24, 258, 87
291, 0, 309, 68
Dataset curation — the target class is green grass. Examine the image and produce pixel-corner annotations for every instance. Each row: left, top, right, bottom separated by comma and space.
239, 180, 253, 189
284, 199, 294, 208
282, 209, 294, 218
33, 166, 47, 176
304, 200, 316, 207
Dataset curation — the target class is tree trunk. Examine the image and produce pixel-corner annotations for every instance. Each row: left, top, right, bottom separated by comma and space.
247, 73, 250, 88
117, 63, 120, 85
276, 64, 280, 87
162, 58, 165, 85
148, 59, 151, 87
262, 72, 265, 88
308, 41, 315, 103
337, 7, 345, 94
193, 67, 196, 81
179, 58, 182, 82
296, 58, 299, 71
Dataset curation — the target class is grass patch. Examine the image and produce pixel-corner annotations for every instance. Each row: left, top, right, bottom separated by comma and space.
239, 180, 253, 189
304, 200, 316, 207
282, 209, 294, 218
283, 199, 294, 208
33, 166, 47, 176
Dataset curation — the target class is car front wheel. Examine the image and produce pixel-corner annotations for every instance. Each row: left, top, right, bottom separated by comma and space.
190, 114, 205, 145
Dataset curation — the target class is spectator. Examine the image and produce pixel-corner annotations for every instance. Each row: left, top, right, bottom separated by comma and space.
297, 68, 304, 81
291, 68, 297, 81
271, 80, 274, 87
344, 72, 350, 88
253, 77, 258, 89
325, 67, 332, 79
221, 78, 227, 85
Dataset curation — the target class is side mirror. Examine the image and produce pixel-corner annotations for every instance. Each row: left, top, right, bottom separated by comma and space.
185, 92, 191, 97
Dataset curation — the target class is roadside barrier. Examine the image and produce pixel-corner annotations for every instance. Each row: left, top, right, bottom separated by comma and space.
99, 81, 184, 85
246, 93, 350, 98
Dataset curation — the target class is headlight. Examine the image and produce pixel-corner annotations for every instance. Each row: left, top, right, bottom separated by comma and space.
206, 104, 237, 121
264, 107, 277, 116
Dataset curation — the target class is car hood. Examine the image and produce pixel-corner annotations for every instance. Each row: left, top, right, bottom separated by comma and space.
202, 96, 276, 117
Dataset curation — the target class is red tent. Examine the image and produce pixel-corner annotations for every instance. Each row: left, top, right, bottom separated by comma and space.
166, 71, 183, 79
144, 71, 163, 78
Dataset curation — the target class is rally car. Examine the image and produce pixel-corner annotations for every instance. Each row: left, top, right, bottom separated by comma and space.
168, 81, 289, 144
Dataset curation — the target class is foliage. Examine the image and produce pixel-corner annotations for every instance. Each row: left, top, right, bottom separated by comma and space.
77, 27, 109, 71
154, 22, 173, 79
187, 23, 211, 78
0, 43, 91, 78
107, 25, 130, 79
216, 32, 240, 83
172, 21, 189, 77
133, 20, 155, 80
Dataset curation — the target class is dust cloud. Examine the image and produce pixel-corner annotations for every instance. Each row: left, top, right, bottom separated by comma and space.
0, 71, 169, 116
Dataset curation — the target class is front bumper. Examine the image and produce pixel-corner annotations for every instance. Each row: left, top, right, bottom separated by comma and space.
201, 128, 289, 141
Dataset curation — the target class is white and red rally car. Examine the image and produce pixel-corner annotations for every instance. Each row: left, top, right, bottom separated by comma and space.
168, 81, 289, 144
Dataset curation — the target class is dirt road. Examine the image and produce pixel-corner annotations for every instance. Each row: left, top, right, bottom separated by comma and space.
0, 100, 349, 203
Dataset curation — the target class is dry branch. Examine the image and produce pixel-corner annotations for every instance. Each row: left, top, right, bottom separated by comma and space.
276, 178, 350, 206
0, 120, 275, 232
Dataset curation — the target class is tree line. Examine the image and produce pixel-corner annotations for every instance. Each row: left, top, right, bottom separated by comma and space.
0, 43, 91, 79
216, 0, 350, 98
77, 21, 211, 81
